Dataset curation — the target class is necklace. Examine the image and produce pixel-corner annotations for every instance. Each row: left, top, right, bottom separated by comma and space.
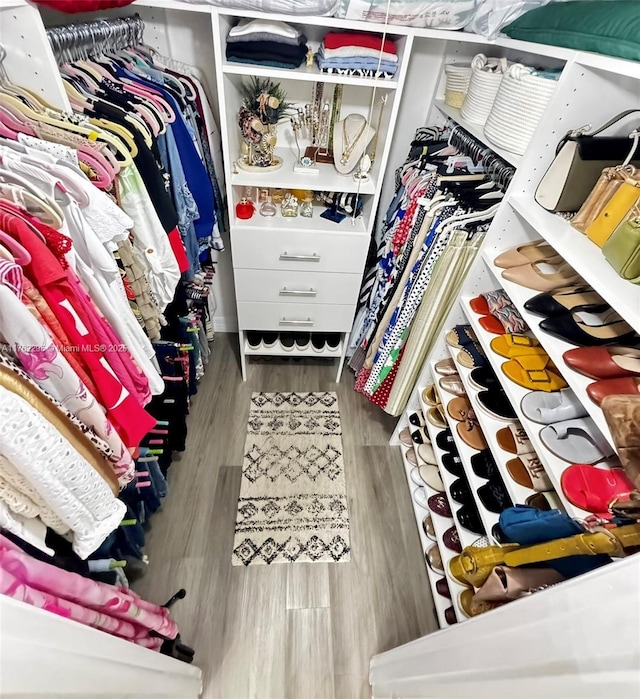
341, 115, 367, 166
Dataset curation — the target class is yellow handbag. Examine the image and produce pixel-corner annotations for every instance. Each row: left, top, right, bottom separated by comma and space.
571, 166, 629, 233
586, 178, 640, 247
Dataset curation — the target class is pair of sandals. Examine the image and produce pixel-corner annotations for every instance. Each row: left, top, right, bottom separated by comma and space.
491, 334, 568, 392
469, 289, 529, 336
445, 325, 487, 370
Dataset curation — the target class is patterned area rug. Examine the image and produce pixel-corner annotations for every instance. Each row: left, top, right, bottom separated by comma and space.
232, 392, 351, 566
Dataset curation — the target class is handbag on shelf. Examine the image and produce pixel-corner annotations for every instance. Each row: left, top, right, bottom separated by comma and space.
586, 179, 640, 247
603, 216, 640, 282
571, 166, 632, 233
601, 395, 640, 492
535, 109, 640, 213
473, 565, 564, 603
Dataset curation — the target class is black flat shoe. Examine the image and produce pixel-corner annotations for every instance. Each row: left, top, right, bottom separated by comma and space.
477, 480, 513, 514
409, 411, 426, 427
477, 389, 517, 420
469, 366, 500, 390
524, 286, 608, 318
435, 429, 455, 452
450, 477, 472, 505
442, 453, 463, 477
471, 450, 499, 480
411, 427, 429, 445
491, 523, 508, 543
539, 311, 640, 347
456, 504, 485, 535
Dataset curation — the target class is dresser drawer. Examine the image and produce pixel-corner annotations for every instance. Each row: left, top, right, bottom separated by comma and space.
231, 229, 368, 273
237, 302, 355, 332
234, 269, 362, 306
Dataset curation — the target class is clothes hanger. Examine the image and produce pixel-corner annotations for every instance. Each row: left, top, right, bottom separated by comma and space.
0, 227, 31, 265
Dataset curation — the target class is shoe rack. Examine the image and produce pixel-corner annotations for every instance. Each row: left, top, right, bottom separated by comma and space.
392, 46, 640, 630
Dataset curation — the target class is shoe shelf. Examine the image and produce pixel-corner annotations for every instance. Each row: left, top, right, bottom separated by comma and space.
433, 99, 522, 169
401, 424, 466, 629
243, 339, 343, 357
461, 297, 591, 520
446, 348, 537, 507
434, 362, 502, 539
481, 251, 615, 449
423, 367, 495, 547
509, 194, 640, 336
222, 59, 400, 90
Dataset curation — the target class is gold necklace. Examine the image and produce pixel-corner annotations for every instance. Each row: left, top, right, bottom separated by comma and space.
340, 116, 367, 166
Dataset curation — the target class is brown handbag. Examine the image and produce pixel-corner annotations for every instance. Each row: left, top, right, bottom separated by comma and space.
571, 166, 630, 233
601, 394, 640, 490
473, 565, 564, 602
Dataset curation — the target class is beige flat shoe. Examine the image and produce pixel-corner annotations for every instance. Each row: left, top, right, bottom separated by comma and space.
502, 261, 580, 293
494, 240, 561, 269
399, 427, 413, 447
434, 358, 458, 376
421, 384, 439, 406
439, 375, 466, 396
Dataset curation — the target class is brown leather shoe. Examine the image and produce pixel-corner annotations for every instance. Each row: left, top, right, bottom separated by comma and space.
602, 394, 640, 490
426, 544, 444, 574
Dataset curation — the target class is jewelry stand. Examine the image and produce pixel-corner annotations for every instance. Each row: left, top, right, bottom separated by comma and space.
333, 114, 375, 175
291, 111, 319, 175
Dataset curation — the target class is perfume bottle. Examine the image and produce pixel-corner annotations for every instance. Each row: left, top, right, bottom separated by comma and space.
281, 193, 299, 217
300, 198, 313, 218
235, 197, 255, 220
259, 195, 277, 217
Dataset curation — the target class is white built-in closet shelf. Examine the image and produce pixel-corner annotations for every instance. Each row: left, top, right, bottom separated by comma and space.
232, 148, 377, 195
234, 209, 367, 236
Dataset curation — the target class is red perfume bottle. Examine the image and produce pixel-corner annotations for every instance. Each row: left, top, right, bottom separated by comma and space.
235, 197, 255, 220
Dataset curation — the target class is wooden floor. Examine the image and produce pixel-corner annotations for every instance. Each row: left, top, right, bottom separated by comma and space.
134, 334, 438, 699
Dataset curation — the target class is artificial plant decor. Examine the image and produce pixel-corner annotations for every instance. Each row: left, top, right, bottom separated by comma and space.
237, 77, 293, 171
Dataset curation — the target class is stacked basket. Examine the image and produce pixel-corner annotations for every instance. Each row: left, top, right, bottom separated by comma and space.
444, 63, 472, 109
484, 64, 560, 155
460, 54, 508, 125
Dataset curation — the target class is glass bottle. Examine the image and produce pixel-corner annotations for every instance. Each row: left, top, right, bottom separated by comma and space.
300, 199, 313, 218
281, 193, 299, 217
259, 195, 277, 217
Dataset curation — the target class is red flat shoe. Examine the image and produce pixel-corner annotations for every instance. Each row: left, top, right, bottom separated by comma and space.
561, 464, 634, 516
564, 346, 640, 381
479, 315, 506, 335
470, 296, 491, 315
587, 377, 640, 405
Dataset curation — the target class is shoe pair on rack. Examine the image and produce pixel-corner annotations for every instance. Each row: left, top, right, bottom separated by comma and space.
445, 325, 486, 369
246, 332, 341, 353
525, 284, 639, 348
469, 289, 529, 336
491, 334, 567, 392
421, 384, 448, 429
563, 346, 640, 405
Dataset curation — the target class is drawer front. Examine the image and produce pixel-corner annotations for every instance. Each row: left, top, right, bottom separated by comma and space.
237, 302, 355, 332
231, 229, 368, 273
234, 269, 362, 306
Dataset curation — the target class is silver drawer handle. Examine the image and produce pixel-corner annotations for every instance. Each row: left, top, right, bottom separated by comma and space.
279, 252, 321, 262
279, 287, 317, 297
279, 318, 314, 327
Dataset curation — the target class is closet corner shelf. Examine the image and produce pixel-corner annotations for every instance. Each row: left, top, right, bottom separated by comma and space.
508, 194, 640, 336
446, 347, 536, 507
399, 429, 465, 627
479, 253, 616, 450
242, 339, 343, 358
433, 365, 501, 538
134, 0, 212, 12
222, 60, 399, 90
422, 371, 490, 550
233, 208, 368, 236
460, 296, 591, 520
434, 99, 522, 169
231, 148, 377, 195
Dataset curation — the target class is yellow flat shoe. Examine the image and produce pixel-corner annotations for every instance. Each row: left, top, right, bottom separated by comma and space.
502, 355, 568, 392
490, 334, 546, 359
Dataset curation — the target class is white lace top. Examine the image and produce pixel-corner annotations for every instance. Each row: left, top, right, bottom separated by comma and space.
0, 387, 126, 559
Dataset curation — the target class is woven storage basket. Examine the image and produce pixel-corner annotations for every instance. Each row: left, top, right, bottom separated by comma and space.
484, 64, 559, 156
460, 54, 508, 125
444, 63, 472, 109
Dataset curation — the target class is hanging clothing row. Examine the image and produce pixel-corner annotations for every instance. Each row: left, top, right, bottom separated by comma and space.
0, 15, 226, 661
349, 124, 511, 416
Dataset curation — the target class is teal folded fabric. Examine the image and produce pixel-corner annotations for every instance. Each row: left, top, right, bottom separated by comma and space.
503, 0, 640, 63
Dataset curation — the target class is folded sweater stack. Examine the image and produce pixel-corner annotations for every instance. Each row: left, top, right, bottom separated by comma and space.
226, 19, 309, 70
316, 32, 398, 79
